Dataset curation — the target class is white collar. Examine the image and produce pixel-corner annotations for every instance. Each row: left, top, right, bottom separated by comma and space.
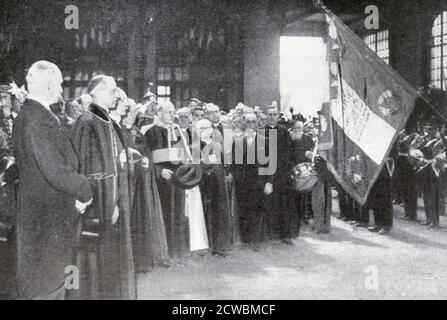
213, 122, 221, 127
27, 94, 51, 111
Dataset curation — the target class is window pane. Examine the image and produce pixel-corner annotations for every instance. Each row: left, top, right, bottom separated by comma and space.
157, 67, 165, 81
164, 67, 172, 81
157, 86, 166, 95
75, 71, 82, 81
431, 12, 447, 87
183, 67, 189, 81
63, 87, 71, 100
183, 87, 190, 100
74, 87, 82, 98
175, 67, 182, 81
363, 30, 388, 63
175, 87, 181, 102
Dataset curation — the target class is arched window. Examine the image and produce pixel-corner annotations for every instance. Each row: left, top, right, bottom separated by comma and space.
430, 11, 447, 90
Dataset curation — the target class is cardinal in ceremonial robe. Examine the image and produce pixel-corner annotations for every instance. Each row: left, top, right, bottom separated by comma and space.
145, 101, 190, 259
71, 76, 136, 300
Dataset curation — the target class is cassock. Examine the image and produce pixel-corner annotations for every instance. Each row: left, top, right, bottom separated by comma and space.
122, 126, 170, 272
145, 124, 189, 259
13, 99, 92, 299
232, 133, 267, 245
264, 125, 297, 241
199, 140, 232, 256
131, 153, 170, 272
212, 123, 238, 244
71, 103, 136, 300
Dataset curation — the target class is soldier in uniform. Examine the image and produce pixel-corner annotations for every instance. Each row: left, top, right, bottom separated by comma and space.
409, 121, 446, 228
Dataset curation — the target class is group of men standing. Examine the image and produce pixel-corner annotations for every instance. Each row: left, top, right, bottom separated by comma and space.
13, 62, 137, 299
5, 59, 319, 300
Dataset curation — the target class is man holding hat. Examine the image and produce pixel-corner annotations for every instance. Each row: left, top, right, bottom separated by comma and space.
71, 75, 136, 300
145, 101, 193, 259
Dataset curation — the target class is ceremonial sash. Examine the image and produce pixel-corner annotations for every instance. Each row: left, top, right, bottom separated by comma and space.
152, 147, 187, 164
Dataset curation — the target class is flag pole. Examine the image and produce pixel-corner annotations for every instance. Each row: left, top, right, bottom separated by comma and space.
312, 0, 447, 124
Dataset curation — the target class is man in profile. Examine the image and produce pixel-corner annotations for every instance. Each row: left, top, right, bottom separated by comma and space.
71, 75, 136, 300
13, 60, 93, 299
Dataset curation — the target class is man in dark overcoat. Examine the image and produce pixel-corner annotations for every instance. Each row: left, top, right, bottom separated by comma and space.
13, 61, 92, 299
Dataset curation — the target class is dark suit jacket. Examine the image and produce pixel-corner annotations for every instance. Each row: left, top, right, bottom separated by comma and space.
232, 134, 269, 194
264, 125, 295, 191
13, 99, 92, 299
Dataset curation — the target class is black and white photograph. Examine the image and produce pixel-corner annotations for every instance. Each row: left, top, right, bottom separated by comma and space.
1, 0, 447, 305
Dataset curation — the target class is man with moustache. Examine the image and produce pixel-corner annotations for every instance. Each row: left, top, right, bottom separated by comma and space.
71, 75, 136, 300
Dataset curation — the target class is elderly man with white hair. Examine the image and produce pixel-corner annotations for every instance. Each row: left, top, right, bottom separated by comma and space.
71, 75, 136, 300
232, 112, 269, 251
13, 60, 93, 299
